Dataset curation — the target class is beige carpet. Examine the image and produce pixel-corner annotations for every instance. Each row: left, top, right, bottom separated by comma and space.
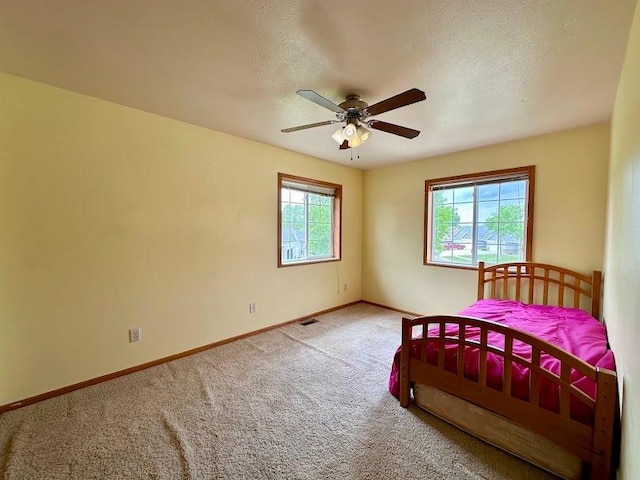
0, 303, 556, 479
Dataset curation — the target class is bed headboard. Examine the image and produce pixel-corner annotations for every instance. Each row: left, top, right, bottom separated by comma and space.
477, 262, 602, 320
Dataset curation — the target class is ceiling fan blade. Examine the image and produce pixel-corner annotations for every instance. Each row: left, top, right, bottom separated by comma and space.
281, 120, 336, 133
339, 140, 349, 150
369, 120, 420, 139
297, 90, 345, 113
365, 88, 426, 116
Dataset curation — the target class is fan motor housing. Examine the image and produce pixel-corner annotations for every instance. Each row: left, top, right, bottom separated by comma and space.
339, 94, 368, 120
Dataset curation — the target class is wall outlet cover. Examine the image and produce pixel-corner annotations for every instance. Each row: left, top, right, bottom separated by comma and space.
129, 327, 142, 342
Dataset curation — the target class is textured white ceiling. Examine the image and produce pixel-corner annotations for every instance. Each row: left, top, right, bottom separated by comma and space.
0, 0, 636, 169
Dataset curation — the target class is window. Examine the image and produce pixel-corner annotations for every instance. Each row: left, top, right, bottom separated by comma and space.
278, 173, 342, 267
424, 166, 535, 268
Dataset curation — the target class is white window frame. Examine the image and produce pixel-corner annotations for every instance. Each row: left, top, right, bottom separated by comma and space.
278, 173, 342, 267
424, 166, 535, 269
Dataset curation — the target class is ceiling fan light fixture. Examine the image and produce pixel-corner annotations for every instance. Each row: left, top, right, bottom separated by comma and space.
343, 123, 358, 140
348, 136, 363, 148
331, 127, 345, 144
356, 125, 371, 143
347, 125, 371, 148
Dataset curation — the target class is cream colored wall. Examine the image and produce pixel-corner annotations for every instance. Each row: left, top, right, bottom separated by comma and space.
363, 124, 610, 314
0, 72, 362, 406
605, 1, 640, 478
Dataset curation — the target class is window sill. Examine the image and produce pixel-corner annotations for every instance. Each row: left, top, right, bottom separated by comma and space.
424, 261, 479, 271
279, 257, 341, 268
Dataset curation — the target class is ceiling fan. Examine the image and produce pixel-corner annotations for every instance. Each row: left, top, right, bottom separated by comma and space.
281, 88, 426, 150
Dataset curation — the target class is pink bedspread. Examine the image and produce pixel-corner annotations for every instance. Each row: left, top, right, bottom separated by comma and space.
388, 299, 615, 423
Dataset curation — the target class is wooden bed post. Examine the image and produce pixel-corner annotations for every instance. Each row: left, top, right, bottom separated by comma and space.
592, 270, 602, 321
399, 317, 412, 408
590, 367, 617, 480
477, 261, 486, 300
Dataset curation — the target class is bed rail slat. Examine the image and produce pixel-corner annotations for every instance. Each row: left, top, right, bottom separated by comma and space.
502, 267, 509, 299
457, 325, 465, 377
479, 329, 488, 386
503, 335, 513, 395
573, 276, 581, 309
420, 324, 427, 362
558, 272, 565, 307
515, 265, 522, 302
592, 270, 602, 321
530, 348, 541, 406
560, 363, 571, 417
543, 268, 550, 305
491, 269, 497, 298
528, 266, 535, 304
477, 262, 486, 300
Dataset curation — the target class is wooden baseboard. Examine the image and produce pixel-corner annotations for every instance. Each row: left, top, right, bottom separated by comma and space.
360, 300, 424, 318
0, 300, 362, 414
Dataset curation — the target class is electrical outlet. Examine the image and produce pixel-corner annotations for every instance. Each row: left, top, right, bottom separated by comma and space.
129, 327, 142, 343
249, 303, 256, 314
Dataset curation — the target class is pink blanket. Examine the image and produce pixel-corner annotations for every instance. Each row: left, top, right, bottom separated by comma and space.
388, 299, 615, 424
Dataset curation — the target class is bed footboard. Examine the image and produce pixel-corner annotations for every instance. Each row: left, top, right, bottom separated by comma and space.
399, 315, 617, 480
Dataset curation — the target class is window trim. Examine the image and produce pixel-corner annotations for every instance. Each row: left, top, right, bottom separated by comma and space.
423, 166, 535, 270
278, 173, 342, 268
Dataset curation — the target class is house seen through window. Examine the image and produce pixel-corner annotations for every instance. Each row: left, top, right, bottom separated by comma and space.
425, 166, 535, 268
278, 173, 342, 267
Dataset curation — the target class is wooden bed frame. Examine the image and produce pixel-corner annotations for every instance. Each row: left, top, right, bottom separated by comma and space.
399, 262, 617, 480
